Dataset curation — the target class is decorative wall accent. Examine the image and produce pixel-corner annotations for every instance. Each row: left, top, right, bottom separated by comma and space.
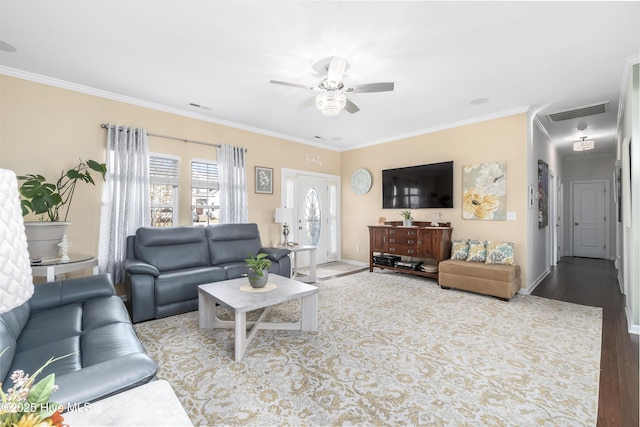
462, 162, 506, 220
305, 154, 322, 167
255, 166, 273, 194
538, 160, 549, 228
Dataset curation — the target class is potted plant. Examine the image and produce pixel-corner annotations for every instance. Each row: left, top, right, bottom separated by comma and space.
400, 209, 413, 226
17, 159, 106, 261
244, 252, 272, 288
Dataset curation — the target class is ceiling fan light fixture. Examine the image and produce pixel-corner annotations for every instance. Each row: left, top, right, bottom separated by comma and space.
316, 90, 346, 116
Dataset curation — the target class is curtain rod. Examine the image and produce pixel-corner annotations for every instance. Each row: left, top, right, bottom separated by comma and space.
100, 124, 247, 152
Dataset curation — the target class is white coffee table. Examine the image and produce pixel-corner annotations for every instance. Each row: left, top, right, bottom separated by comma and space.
198, 274, 318, 361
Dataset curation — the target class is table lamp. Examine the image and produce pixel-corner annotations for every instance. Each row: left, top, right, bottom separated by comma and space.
274, 208, 294, 246
0, 168, 34, 313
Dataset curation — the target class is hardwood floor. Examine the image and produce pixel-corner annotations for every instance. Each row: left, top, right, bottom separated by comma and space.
532, 257, 639, 427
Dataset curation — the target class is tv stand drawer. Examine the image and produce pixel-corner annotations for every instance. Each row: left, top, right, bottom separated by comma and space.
387, 245, 417, 255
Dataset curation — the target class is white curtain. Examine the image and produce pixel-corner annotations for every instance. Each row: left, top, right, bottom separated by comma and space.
98, 126, 150, 283
217, 144, 248, 223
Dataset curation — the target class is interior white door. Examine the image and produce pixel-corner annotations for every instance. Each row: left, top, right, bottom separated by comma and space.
573, 181, 606, 258
295, 175, 329, 266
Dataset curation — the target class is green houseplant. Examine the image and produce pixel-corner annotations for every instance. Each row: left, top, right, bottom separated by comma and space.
400, 209, 413, 226
18, 159, 107, 222
245, 253, 272, 288
17, 159, 106, 261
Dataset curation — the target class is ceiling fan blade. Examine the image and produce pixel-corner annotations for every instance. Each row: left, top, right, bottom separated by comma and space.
327, 57, 347, 86
347, 82, 395, 93
344, 98, 360, 114
294, 96, 317, 112
269, 80, 316, 90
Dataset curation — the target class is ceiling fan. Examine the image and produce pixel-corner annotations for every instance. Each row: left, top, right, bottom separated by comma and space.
269, 56, 394, 116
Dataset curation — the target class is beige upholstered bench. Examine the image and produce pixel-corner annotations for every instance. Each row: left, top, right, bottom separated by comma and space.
438, 259, 521, 301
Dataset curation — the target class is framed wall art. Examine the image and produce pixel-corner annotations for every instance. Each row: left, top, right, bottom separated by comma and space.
538, 160, 549, 228
255, 166, 273, 194
462, 161, 506, 220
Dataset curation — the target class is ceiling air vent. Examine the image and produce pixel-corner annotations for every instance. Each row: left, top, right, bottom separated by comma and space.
547, 102, 609, 122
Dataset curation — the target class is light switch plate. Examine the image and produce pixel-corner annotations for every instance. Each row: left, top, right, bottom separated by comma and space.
506, 212, 516, 220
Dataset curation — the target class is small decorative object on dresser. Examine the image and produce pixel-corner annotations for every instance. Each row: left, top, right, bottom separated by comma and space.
399, 209, 413, 226
431, 212, 442, 227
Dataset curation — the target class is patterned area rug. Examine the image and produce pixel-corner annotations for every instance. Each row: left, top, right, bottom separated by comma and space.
134, 271, 602, 426
296, 261, 367, 279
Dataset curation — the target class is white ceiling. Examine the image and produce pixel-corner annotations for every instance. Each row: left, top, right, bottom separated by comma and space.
1, 1, 639, 158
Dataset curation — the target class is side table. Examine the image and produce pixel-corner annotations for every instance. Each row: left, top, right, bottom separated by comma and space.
31, 254, 98, 282
282, 245, 317, 283
63, 379, 192, 426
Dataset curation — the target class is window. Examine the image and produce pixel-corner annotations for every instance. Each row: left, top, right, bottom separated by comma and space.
150, 154, 179, 227
191, 160, 220, 226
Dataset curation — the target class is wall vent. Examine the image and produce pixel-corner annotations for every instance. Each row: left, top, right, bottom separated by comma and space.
547, 102, 609, 122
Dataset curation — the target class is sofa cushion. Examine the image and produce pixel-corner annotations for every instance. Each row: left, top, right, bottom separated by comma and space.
439, 259, 519, 282
16, 303, 82, 353
465, 239, 486, 262
81, 322, 146, 366
155, 266, 226, 306
135, 226, 209, 272
206, 224, 263, 265
451, 240, 469, 260
217, 261, 250, 280
485, 241, 515, 265
0, 301, 30, 381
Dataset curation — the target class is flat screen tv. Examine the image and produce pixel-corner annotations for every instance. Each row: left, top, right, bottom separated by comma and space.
382, 161, 454, 209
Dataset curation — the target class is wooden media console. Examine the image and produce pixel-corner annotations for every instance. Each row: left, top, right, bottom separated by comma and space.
368, 221, 453, 280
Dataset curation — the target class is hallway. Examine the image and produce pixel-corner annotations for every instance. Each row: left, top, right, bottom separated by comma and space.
532, 257, 639, 427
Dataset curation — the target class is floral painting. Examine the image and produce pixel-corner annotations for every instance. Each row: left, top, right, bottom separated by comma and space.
462, 162, 506, 220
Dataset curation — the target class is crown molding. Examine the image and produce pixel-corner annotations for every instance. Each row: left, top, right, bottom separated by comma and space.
616, 54, 640, 135
533, 116, 552, 142
1, 65, 530, 153
0, 66, 342, 152
342, 106, 531, 152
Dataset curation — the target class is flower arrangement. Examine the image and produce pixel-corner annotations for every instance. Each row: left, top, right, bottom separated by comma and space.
0, 351, 70, 427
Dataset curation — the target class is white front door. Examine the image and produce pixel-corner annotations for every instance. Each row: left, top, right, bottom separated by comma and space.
572, 181, 607, 258
295, 175, 329, 266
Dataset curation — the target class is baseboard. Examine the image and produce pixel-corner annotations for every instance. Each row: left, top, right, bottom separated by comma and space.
338, 259, 368, 267
617, 271, 625, 294
519, 268, 550, 295
625, 306, 640, 335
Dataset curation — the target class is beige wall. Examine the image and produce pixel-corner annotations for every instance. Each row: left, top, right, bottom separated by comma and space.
0, 75, 340, 256
341, 114, 529, 281
1, 74, 529, 284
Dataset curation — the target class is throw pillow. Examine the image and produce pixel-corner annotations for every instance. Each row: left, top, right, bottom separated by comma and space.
485, 241, 515, 265
451, 240, 470, 260
466, 240, 486, 262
